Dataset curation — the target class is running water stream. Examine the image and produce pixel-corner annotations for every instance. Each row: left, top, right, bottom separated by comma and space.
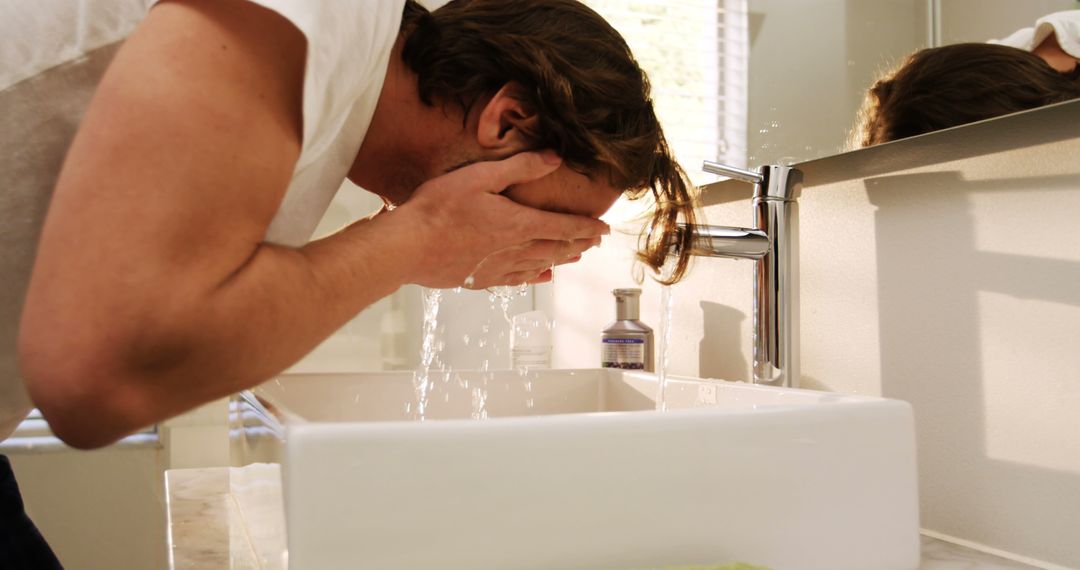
413, 288, 444, 420
414, 273, 666, 417
655, 282, 675, 411
413, 283, 535, 421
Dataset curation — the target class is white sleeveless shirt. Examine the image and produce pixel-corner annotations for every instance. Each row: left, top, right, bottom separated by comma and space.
0, 0, 404, 441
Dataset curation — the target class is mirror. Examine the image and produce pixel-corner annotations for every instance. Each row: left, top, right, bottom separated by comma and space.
743, 0, 1078, 166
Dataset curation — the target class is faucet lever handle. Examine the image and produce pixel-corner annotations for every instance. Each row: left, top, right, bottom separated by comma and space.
702, 160, 763, 185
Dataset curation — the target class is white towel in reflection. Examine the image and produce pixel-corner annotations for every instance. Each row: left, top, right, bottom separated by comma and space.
988, 10, 1080, 59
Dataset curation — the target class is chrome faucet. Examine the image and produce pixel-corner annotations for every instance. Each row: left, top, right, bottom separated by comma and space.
674, 161, 803, 388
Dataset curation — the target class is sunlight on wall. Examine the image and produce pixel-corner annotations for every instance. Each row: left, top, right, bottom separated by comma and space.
979, 293, 1080, 475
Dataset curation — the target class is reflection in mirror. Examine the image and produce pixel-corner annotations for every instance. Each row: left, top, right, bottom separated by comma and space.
744, 0, 1079, 166
853, 11, 1080, 147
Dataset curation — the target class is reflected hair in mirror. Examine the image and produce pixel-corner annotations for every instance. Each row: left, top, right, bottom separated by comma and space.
853, 43, 1080, 147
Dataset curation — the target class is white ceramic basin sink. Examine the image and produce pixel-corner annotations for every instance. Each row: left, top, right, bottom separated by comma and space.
254, 369, 919, 570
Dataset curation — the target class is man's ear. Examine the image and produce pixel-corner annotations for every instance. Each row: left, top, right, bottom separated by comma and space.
475, 82, 540, 153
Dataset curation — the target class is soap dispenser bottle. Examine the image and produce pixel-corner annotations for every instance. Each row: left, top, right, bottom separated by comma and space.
601, 288, 654, 371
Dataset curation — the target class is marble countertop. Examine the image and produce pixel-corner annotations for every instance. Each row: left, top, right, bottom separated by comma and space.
165, 464, 1043, 570
166, 464, 286, 569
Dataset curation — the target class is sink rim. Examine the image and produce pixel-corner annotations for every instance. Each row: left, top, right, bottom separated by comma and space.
254, 368, 908, 430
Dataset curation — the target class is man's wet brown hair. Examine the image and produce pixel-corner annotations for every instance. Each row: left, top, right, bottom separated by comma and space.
400, 0, 696, 283
855, 43, 1080, 147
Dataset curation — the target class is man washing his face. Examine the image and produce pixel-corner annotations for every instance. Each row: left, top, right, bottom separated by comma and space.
2, 1, 696, 564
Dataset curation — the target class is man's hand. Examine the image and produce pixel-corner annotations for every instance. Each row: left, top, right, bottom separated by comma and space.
384, 151, 610, 289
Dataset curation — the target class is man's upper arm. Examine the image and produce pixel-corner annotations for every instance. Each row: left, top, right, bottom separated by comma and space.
20, 0, 307, 403
36, 0, 306, 290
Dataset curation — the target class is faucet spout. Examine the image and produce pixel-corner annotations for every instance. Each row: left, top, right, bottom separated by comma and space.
677, 224, 769, 260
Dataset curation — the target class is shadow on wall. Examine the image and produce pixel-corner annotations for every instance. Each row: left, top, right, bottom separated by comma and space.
698, 301, 749, 382
866, 170, 1080, 566
695, 300, 828, 390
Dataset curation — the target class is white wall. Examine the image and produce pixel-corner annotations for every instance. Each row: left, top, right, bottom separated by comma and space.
7, 445, 168, 570
552, 102, 1080, 567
